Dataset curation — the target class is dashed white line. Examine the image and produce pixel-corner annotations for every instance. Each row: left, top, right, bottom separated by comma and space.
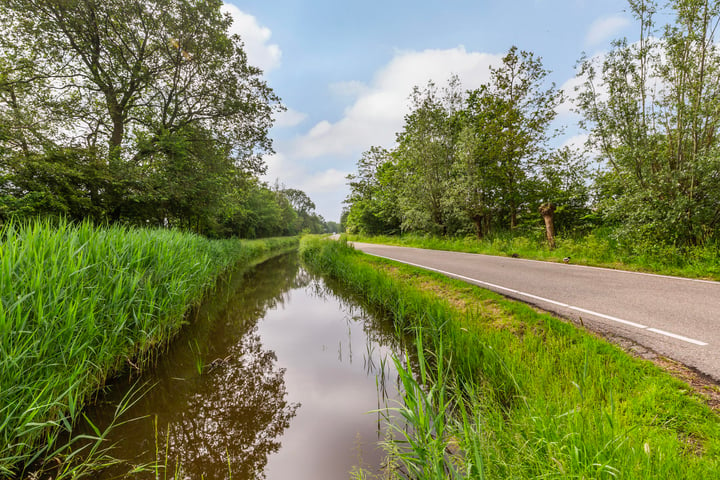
363, 251, 709, 347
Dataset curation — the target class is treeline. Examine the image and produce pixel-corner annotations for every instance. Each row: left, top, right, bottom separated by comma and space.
0, 0, 329, 238
344, 49, 589, 240
344, 0, 720, 247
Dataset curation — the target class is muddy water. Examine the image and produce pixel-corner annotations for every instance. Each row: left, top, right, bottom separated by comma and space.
86, 252, 401, 479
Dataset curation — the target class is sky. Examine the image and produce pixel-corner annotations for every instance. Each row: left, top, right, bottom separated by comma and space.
221, 0, 639, 223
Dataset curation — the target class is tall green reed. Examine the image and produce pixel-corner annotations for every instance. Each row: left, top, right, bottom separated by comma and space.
0, 219, 297, 477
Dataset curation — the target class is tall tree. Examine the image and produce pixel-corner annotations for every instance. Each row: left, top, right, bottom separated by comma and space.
344, 146, 401, 235
451, 91, 509, 237
450, 47, 563, 236
483, 46, 563, 229
577, 0, 720, 244
395, 78, 463, 235
0, 0, 280, 223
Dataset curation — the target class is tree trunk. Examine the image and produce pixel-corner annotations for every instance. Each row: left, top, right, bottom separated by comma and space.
539, 203, 556, 250
472, 214, 484, 239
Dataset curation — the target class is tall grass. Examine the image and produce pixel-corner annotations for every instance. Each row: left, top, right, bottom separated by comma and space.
346, 229, 720, 280
0, 219, 297, 477
302, 237, 720, 478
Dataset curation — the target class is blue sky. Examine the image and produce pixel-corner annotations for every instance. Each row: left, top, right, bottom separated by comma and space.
222, 0, 637, 222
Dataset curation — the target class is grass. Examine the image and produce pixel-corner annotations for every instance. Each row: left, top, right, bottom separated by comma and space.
0, 219, 298, 478
301, 236, 720, 479
345, 229, 720, 280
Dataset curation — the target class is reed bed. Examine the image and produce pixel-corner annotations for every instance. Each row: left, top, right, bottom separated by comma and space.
302, 237, 720, 479
0, 220, 297, 477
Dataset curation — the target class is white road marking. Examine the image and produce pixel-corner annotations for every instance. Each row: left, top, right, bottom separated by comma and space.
363, 251, 709, 347
571, 306, 647, 329
646, 328, 708, 346
379, 243, 720, 285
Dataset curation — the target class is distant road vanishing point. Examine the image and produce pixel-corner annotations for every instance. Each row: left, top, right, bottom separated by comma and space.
350, 241, 720, 382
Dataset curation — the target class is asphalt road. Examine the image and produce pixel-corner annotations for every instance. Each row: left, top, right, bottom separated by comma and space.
350, 241, 720, 381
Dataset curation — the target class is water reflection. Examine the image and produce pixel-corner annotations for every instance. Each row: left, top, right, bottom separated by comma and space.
84, 254, 305, 480
76, 252, 402, 480
164, 330, 298, 479
258, 274, 402, 479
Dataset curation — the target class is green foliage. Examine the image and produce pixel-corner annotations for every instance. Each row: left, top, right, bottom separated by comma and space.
344, 49, 584, 240
0, 219, 298, 476
577, 0, 720, 246
345, 0, 720, 248
0, 0, 331, 237
347, 229, 720, 280
344, 147, 402, 235
302, 237, 720, 479
394, 78, 463, 235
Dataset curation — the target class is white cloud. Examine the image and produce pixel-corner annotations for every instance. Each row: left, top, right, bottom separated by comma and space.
308, 120, 333, 137
263, 46, 507, 221
264, 152, 296, 187
290, 46, 503, 159
558, 73, 585, 117
221, 3, 281, 72
329, 81, 369, 98
264, 152, 349, 192
273, 108, 307, 128
262, 153, 351, 221
585, 15, 631, 48
300, 169, 349, 193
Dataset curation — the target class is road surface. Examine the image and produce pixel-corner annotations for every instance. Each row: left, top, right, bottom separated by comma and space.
350, 241, 720, 382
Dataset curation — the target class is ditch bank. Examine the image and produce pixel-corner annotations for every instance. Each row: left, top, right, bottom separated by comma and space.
300, 236, 720, 479
0, 220, 297, 478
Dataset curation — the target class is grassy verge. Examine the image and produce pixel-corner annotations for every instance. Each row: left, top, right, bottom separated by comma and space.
345, 230, 720, 280
301, 237, 720, 479
0, 219, 298, 477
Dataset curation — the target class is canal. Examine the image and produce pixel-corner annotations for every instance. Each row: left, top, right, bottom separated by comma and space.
83, 252, 402, 479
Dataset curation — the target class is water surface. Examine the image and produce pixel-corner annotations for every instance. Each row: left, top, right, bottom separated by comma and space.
87, 253, 400, 479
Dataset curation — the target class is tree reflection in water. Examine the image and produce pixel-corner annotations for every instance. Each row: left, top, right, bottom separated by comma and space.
164, 329, 298, 479
77, 252, 403, 480
78, 253, 305, 480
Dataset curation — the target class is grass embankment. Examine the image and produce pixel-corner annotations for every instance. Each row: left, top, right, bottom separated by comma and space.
301, 237, 720, 479
345, 231, 720, 280
0, 220, 298, 477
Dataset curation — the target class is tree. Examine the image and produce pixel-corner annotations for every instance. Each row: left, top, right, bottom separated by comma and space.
482, 46, 563, 229
451, 91, 511, 237
278, 187, 326, 233
448, 48, 563, 237
577, 0, 720, 245
345, 58, 570, 239
535, 147, 592, 235
344, 146, 401, 235
0, 0, 280, 224
395, 78, 463, 235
